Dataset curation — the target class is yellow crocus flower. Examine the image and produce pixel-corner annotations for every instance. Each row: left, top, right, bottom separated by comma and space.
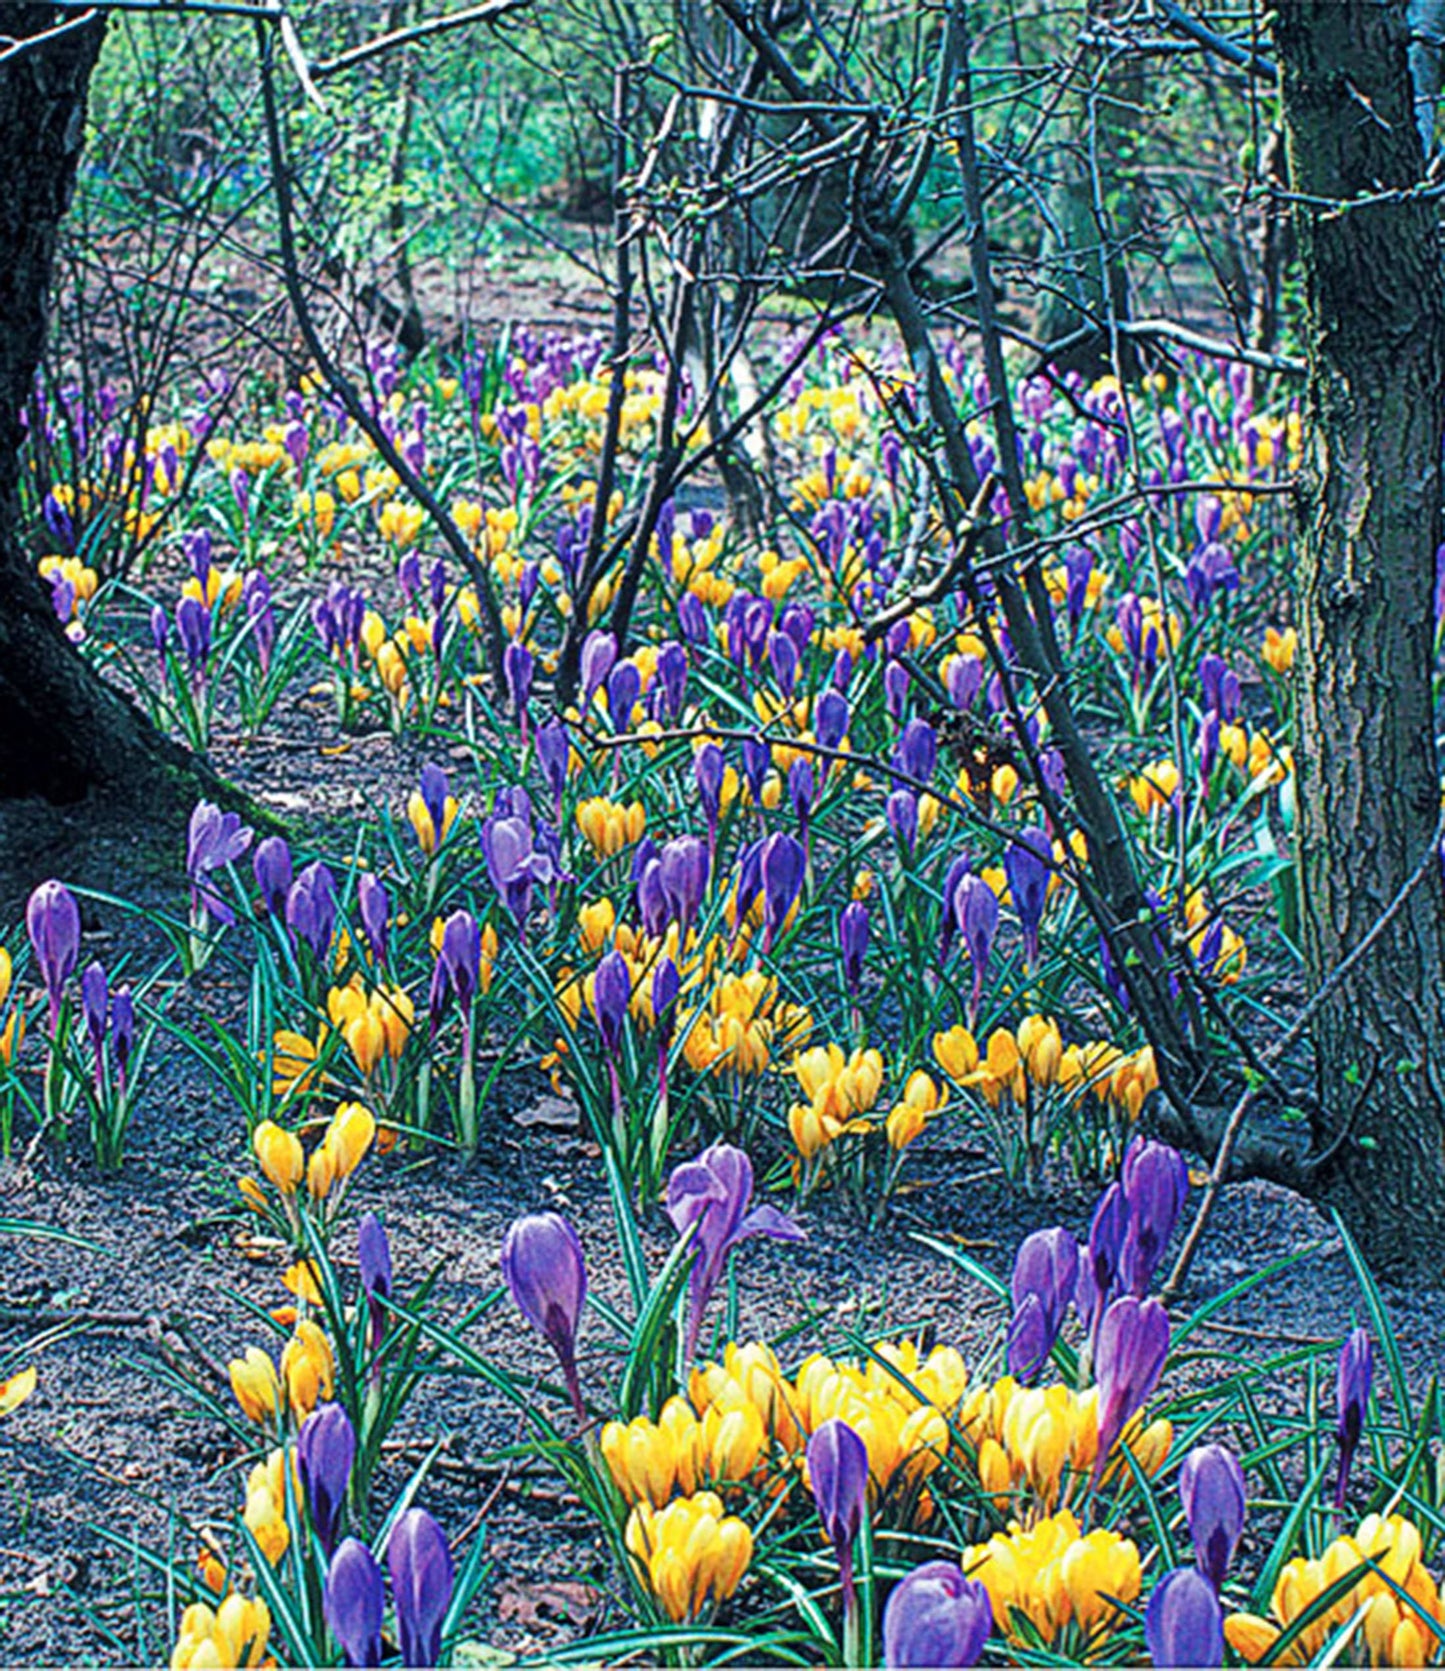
228, 1347, 280, 1425
252, 1120, 304, 1194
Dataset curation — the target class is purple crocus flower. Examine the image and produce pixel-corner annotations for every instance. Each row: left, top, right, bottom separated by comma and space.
666, 1143, 803, 1359
1335, 1326, 1373, 1508
659, 837, 708, 936
253, 836, 293, 920
388, 1508, 454, 1670
1003, 828, 1052, 969
325, 1538, 384, 1669
580, 629, 617, 707
887, 788, 919, 854
592, 949, 632, 1054
606, 660, 641, 730
535, 719, 570, 812
1144, 1567, 1223, 1669
677, 590, 708, 643
418, 763, 450, 844
695, 743, 725, 853
815, 689, 850, 751
945, 655, 983, 710
440, 910, 481, 1008
769, 630, 799, 698
150, 605, 170, 659
742, 736, 771, 805
1077, 1180, 1129, 1343
1179, 1443, 1246, 1591
110, 989, 135, 1090
286, 861, 337, 962
807, 1419, 870, 1616
789, 757, 816, 831
80, 960, 108, 1065
358, 1211, 393, 1356
1120, 1138, 1189, 1297
760, 832, 806, 951
1093, 1295, 1170, 1478
953, 874, 999, 1028
298, 1402, 356, 1557
482, 808, 552, 932
896, 718, 937, 784
504, 639, 534, 722
357, 872, 389, 966
1007, 1227, 1079, 1383
883, 1561, 992, 1669
500, 1212, 588, 1418
187, 802, 253, 927
175, 594, 211, 673
652, 956, 682, 1049
839, 901, 869, 997
655, 640, 688, 720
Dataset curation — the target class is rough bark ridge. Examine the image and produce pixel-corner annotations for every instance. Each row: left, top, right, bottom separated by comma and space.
0, 8, 207, 806
1274, 0, 1445, 1255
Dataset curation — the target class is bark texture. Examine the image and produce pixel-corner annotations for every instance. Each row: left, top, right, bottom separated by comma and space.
1275, 0, 1445, 1255
0, 7, 205, 805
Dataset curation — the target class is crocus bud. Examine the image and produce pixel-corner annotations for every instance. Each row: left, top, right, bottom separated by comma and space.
659, 837, 708, 935
504, 639, 534, 715
1003, 828, 1052, 969
883, 1560, 991, 1669
389, 1508, 453, 1670
694, 743, 725, 833
606, 661, 641, 730
358, 1211, 393, 1354
1120, 1138, 1189, 1296
80, 960, 108, 1061
1094, 1295, 1170, 1477
350, 872, 387, 967
887, 788, 919, 853
760, 832, 806, 951
896, 718, 937, 784
298, 1403, 356, 1557
815, 688, 850, 750
535, 719, 570, 809
440, 910, 481, 1008
1077, 1180, 1128, 1339
110, 989, 135, 1083
325, 1537, 384, 1668
1007, 1226, 1078, 1383
1179, 1443, 1246, 1591
286, 862, 337, 963
808, 1418, 869, 1613
1144, 1567, 1223, 1669
839, 901, 869, 996
652, 958, 681, 1047
953, 874, 999, 1027
592, 950, 632, 1055
501, 1212, 587, 1417
580, 629, 616, 706
253, 837, 293, 919
26, 879, 81, 1032
1335, 1325, 1372, 1508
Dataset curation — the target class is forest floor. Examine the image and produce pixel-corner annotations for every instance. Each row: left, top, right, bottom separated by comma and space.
3, 241, 1439, 1668
3, 725, 1443, 1664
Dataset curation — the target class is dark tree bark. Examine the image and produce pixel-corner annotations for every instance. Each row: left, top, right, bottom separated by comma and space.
0, 7, 211, 807
1274, 0, 1445, 1255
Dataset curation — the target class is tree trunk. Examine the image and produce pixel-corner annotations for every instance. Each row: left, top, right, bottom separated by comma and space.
1274, 0, 1445, 1257
0, 8, 211, 808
